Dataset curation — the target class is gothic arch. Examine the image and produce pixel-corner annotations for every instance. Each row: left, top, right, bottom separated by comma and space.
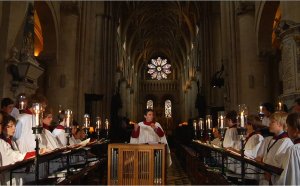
256, 1, 280, 54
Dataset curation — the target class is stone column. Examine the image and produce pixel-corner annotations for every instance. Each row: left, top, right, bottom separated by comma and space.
276, 21, 300, 104
236, 2, 271, 112
47, 2, 79, 112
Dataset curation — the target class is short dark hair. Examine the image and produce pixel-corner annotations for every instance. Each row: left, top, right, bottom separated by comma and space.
2, 115, 16, 128
1, 98, 14, 109
226, 110, 237, 123
247, 115, 262, 131
144, 109, 154, 115
286, 112, 300, 131
262, 102, 275, 113
27, 93, 48, 108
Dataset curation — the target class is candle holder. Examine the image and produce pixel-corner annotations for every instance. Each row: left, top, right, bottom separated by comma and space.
83, 114, 90, 140
237, 104, 248, 185
64, 109, 73, 146
206, 115, 212, 144
193, 120, 197, 140
95, 116, 102, 141
258, 105, 264, 120
31, 103, 43, 184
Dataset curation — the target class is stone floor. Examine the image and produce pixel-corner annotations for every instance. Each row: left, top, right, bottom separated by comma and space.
166, 151, 192, 185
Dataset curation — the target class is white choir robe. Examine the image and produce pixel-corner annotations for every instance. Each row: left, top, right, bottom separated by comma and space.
276, 144, 300, 185
52, 124, 68, 146
0, 139, 26, 185
130, 122, 172, 167
10, 107, 20, 120
223, 127, 240, 173
211, 138, 222, 147
234, 133, 264, 180
258, 136, 293, 184
14, 114, 46, 153
41, 128, 62, 150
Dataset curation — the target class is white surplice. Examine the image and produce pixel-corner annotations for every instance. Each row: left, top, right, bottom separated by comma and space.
14, 113, 46, 153
259, 136, 293, 184
223, 127, 240, 173
276, 143, 300, 185
0, 139, 26, 185
130, 122, 172, 166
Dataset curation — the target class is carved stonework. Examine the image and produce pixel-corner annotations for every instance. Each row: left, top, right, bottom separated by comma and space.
281, 41, 295, 93
279, 21, 300, 102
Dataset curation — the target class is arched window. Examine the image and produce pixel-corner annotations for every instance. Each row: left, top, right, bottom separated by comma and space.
146, 100, 153, 109
165, 100, 172, 118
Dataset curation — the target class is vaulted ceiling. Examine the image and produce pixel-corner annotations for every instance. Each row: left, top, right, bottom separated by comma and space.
114, 1, 202, 70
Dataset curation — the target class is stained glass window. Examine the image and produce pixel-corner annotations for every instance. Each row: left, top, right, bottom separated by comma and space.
146, 100, 153, 109
147, 57, 171, 80
165, 100, 172, 118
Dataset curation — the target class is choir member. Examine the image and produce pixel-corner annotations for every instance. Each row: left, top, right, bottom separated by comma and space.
52, 119, 68, 146
276, 112, 300, 185
223, 110, 240, 149
223, 110, 240, 174
130, 109, 172, 166
261, 102, 274, 127
41, 107, 62, 150
244, 115, 264, 159
0, 115, 35, 185
1, 98, 19, 119
256, 111, 293, 184
13, 93, 48, 153
211, 127, 222, 147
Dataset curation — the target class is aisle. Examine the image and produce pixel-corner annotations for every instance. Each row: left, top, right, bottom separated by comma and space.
166, 151, 192, 185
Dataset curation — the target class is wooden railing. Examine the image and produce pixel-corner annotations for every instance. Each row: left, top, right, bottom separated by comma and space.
108, 143, 166, 185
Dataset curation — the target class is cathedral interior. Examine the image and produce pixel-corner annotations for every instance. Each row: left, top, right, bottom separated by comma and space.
1, 1, 300, 185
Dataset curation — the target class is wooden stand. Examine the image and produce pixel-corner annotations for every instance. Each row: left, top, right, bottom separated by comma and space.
107, 143, 166, 185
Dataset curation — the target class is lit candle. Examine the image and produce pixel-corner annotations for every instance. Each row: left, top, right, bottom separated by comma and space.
279, 102, 282, 111
33, 103, 41, 127
193, 120, 197, 130
220, 115, 224, 128
84, 114, 90, 128
240, 111, 245, 128
59, 105, 62, 114
206, 115, 212, 129
259, 106, 263, 113
105, 119, 109, 129
65, 109, 72, 128
96, 116, 101, 129
20, 101, 25, 110
198, 119, 203, 130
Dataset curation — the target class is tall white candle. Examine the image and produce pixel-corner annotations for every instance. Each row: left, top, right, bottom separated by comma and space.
105, 119, 109, 129
198, 119, 203, 130
241, 111, 245, 127
65, 110, 72, 128
33, 103, 41, 127
259, 106, 263, 113
279, 102, 282, 111
96, 117, 101, 129
193, 120, 197, 130
220, 116, 224, 128
84, 114, 90, 128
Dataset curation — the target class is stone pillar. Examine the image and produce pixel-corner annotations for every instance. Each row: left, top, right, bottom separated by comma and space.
236, 2, 271, 112
276, 21, 300, 105
47, 2, 79, 112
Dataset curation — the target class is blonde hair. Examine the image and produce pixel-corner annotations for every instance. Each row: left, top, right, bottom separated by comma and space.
270, 111, 288, 131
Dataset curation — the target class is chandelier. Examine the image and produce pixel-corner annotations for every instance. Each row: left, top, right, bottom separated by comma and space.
147, 57, 171, 80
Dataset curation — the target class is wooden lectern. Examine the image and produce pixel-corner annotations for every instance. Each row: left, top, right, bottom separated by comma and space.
108, 143, 166, 185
